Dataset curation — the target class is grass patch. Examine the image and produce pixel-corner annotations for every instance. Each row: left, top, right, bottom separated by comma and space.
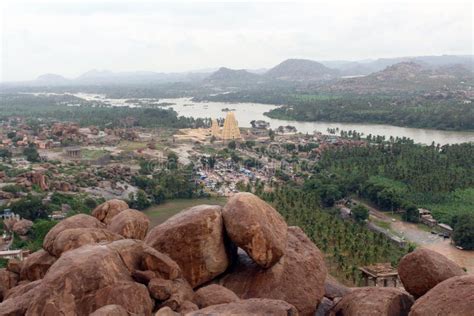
372, 219, 391, 230
81, 149, 109, 160
118, 140, 148, 151
143, 197, 227, 227
425, 188, 474, 225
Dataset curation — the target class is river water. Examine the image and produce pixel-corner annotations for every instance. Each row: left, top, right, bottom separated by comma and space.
162, 98, 474, 145
72, 93, 474, 145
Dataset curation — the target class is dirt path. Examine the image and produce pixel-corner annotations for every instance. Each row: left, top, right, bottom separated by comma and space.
353, 198, 474, 273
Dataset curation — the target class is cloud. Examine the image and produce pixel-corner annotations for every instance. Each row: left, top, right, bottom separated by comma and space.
1, 0, 472, 81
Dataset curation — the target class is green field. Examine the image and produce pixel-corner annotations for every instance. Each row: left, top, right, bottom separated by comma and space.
143, 197, 227, 227
81, 149, 110, 160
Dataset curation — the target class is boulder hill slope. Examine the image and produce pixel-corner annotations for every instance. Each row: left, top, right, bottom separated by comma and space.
0, 192, 472, 315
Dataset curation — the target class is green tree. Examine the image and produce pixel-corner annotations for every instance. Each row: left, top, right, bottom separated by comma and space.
452, 213, 474, 250
402, 205, 419, 223
352, 204, 369, 222
228, 140, 236, 150
10, 195, 48, 220
23, 144, 40, 162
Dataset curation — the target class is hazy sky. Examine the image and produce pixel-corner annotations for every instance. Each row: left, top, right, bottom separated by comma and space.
1, 0, 472, 81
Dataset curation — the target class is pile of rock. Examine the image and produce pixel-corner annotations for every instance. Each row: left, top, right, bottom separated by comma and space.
16, 171, 49, 191
0, 193, 472, 316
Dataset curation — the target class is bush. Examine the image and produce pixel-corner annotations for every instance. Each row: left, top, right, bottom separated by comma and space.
352, 204, 369, 222
452, 213, 474, 250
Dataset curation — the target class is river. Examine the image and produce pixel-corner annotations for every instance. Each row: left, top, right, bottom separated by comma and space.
163, 98, 474, 145
72, 93, 474, 145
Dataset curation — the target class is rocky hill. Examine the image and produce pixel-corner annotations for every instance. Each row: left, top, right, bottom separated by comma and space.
324, 61, 473, 93
0, 193, 472, 315
265, 58, 339, 81
204, 67, 262, 86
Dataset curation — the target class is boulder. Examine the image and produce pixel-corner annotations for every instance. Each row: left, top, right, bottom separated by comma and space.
0, 269, 19, 301
188, 298, 298, 316
93, 281, 153, 316
398, 248, 466, 298
148, 278, 173, 301
25, 244, 134, 315
219, 226, 326, 316
177, 300, 198, 314
329, 287, 414, 316
20, 249, 57, 281
222, 192, 287, 268
107, 239, 181, 280
43, 213, 105, 255
132, 270, 157, 285
155, 306, 179, 316
12, 219, 33, 236
31, 172, 48, 191
89, 304, 129, 316
0, 279, 40, 315
315, 297, 334, 316
158, 278, 195, 311
409, 275, 474, 316
4, 279, 42, 300
6, 259, 22, 274
108, 208, 150, 240
92, 199, 129, 224
194, 284, 239, 308
145, 205, 232, 288
324, 275, 352, 300
50, 227, 123, 257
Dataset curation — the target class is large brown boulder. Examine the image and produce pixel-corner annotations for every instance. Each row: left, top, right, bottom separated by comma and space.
107, 239, 181, 279
222, 192, 288, 268
92, 281, 153, 315
145, 205, 232, 288
32, 172, 48, 191
219, 226, 326, 316
43, 213, 105, 255
324, 275, 352, 300
0, 269, 19, 301
0, 279, 40, 315
329, 287, 414, 316
92, 199, 129, 224
107, 208, 150, 240
12, 219, 33, 236
155, 278, 195, 311
188, 298, 298, 316
4, 279, 42, 301
20, 249, 57, 281
50, 227, 123, 257
398, 248, 466, 298
409, 275, 474, 316
194, 284, 239, 308
89, 304, 129, 316
25, 244, 134, 315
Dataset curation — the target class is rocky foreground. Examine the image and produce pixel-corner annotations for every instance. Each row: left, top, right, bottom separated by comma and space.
0, 192, 472, 315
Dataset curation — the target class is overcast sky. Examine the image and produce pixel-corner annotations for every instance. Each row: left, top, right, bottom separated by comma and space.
1, 0, 472, 81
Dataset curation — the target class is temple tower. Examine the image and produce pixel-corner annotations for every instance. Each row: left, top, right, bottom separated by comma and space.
211, 119, 221, 138
221, 112, 241, 140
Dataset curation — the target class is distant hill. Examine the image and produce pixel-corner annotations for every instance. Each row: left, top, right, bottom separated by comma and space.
265, 59, 339, 81
75, 69, 208, 85
205, 67, 261, 86
324, 61, 473, 93
322, 55, 474, 76
35, 73, 70, 85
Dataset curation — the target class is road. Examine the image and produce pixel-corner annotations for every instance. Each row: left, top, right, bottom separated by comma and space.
353, 198, 474, 273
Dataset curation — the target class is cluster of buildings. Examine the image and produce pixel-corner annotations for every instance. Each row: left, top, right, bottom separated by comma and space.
418, 208, 453, 237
